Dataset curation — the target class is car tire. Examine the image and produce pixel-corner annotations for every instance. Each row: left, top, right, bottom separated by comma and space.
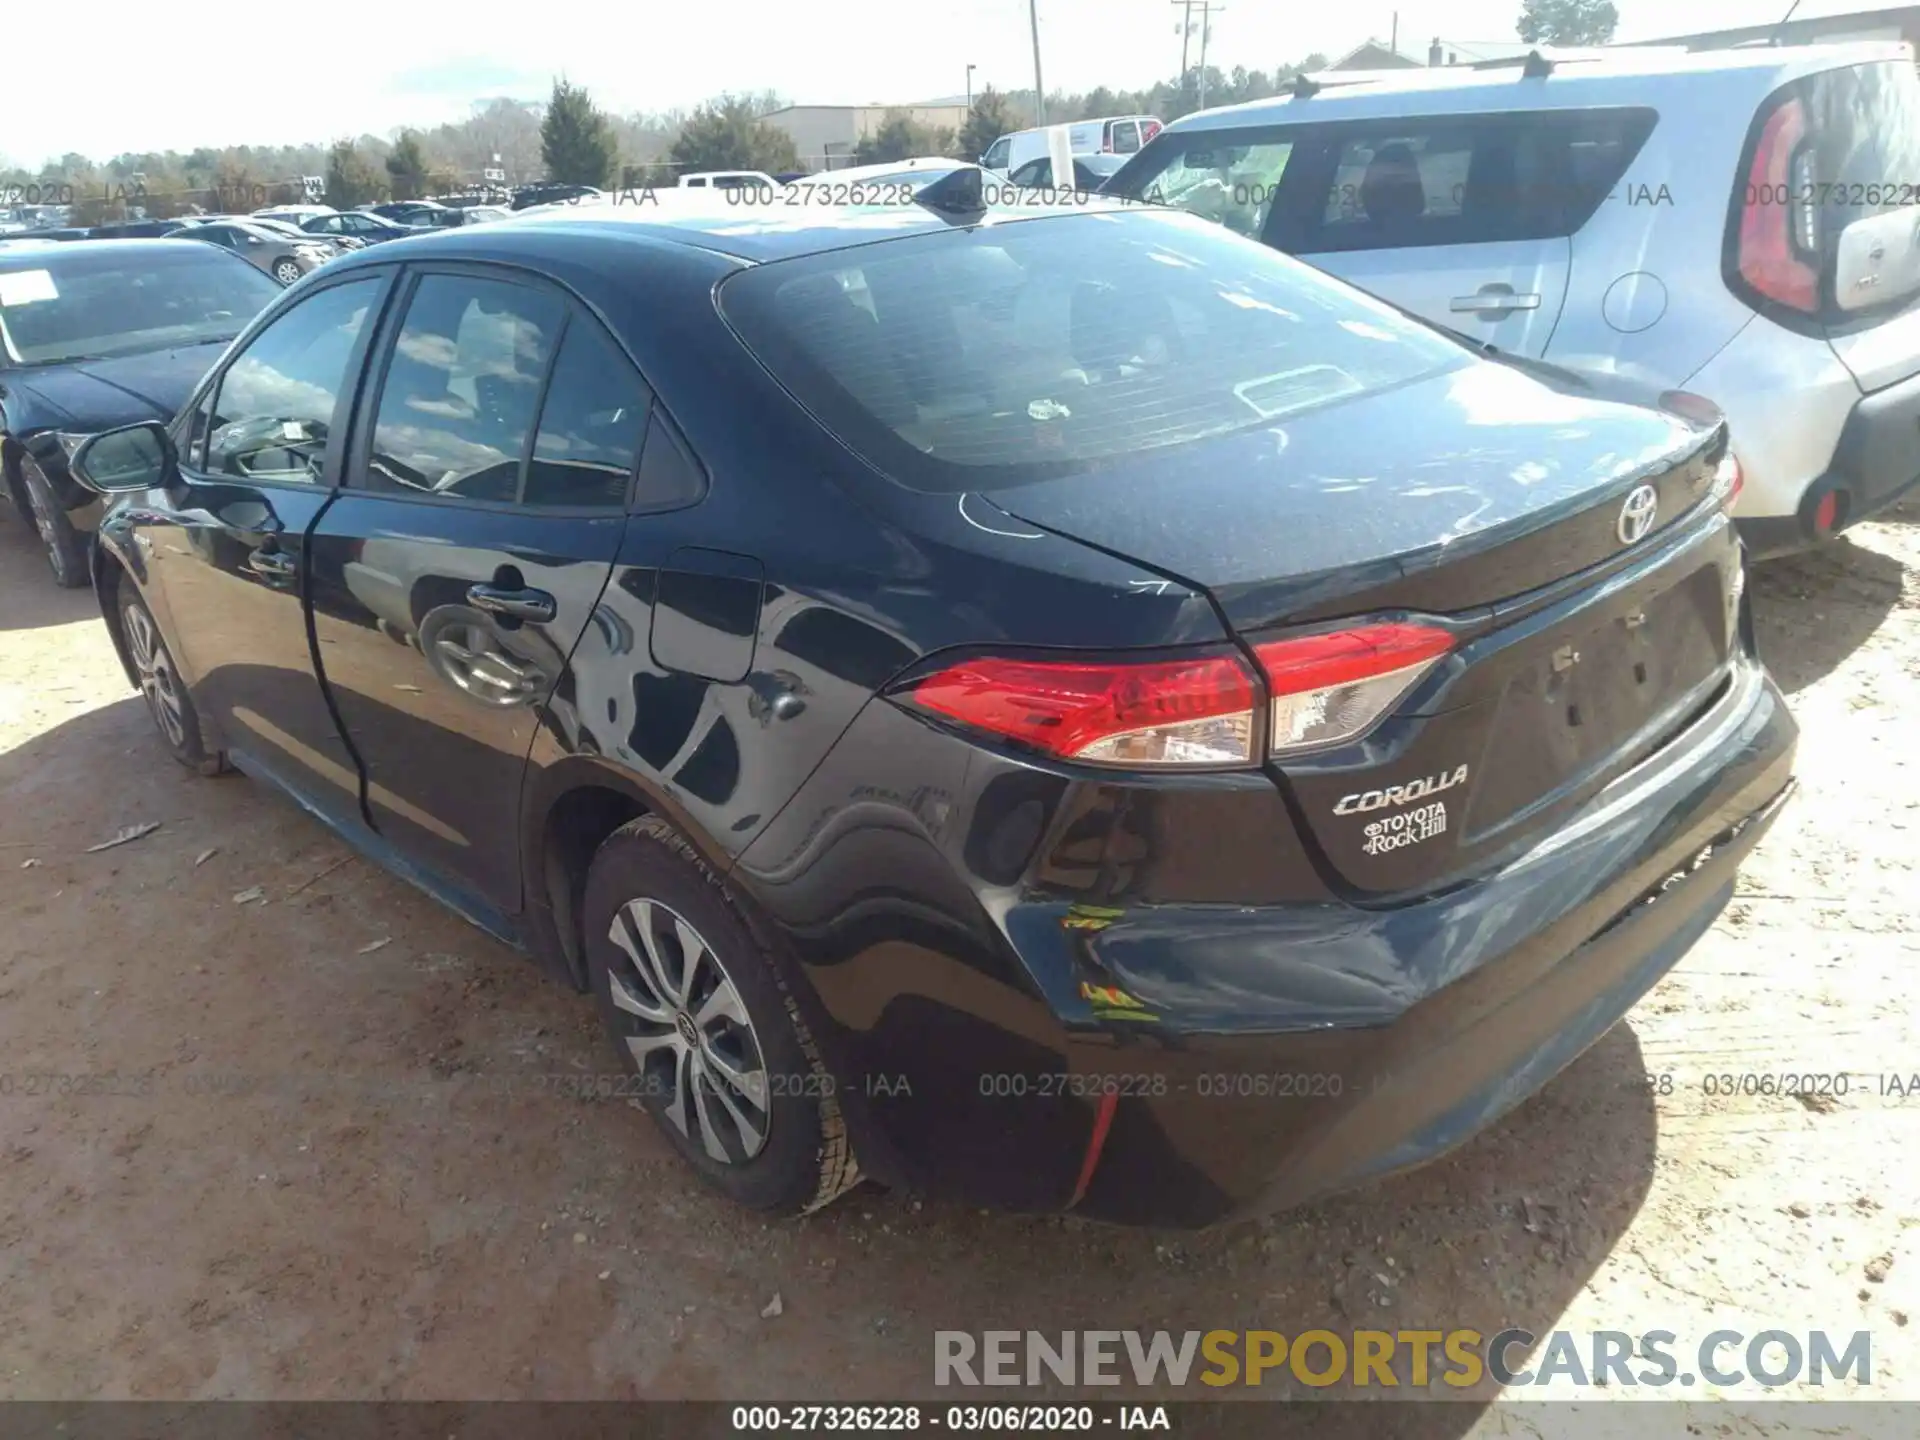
272, 259, 302, 285
19, 456, 89, 589
118, 587, 228, 776
583, 814, 861, 1216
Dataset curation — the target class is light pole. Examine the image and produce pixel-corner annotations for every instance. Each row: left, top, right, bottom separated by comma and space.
1028, 0, 1047, 125
966, 63, 976, 109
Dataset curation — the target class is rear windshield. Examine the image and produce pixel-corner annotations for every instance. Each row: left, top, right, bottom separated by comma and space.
0, 243, 280, 366
718, 207, 1466, 491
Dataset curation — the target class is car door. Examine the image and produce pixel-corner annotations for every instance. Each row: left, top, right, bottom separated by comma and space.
301, 265, 636, 916
1272, 112, 1651, 359
146, 270, 394, 825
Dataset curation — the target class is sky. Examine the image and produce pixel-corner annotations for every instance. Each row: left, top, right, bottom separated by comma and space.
3, 0, 1899, 167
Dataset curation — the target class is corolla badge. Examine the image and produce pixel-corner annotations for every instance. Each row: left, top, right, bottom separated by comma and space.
1617, 483, 1659, 546
1333, 765, 1470, 816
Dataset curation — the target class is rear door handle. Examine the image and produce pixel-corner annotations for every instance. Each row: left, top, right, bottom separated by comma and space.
1450, 290, 1541, 315
246, 549, 297, 579
467, 583, 557, 623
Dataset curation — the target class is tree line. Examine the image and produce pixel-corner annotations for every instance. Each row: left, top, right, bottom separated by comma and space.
1, 60, 1335, 222
2, 0, 1620, 220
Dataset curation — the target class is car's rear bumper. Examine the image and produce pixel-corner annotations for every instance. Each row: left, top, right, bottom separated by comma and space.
737, 644, 1797, 1227
1740, 366, 1920, 556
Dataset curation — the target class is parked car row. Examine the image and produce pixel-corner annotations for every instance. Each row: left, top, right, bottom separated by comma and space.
6, 97, 1805, 1230
1096, 41, 1920, 555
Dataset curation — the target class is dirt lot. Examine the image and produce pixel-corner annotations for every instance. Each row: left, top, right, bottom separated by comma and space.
0, 495, 1916, 1417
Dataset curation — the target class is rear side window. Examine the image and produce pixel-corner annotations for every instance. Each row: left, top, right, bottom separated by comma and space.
1111, 121, 1142, 154
525, 317, 651, 509
719, 207, 1465, 492
1296, 109, 1656, 253
362, 274, 562, 503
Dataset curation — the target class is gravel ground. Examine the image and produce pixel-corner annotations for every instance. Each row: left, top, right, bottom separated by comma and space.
0, 494, 1915, 1418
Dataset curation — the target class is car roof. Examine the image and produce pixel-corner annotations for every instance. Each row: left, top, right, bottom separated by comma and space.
0, 237, 225, 265
323, 184, 1143, 266
1165, 40, 1913, 133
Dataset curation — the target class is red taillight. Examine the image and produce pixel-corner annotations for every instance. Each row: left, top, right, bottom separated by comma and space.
903, 621, 1457, 768
1717, 452, 1744, 514
903, 650, 1258, 767
1813, 490, 1841, 533
1254, 622, 1455, 756
1738, 97, 1819, 314
1657, 389, 1725, 428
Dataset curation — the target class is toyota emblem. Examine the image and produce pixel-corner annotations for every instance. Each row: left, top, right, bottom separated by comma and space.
1617, 484, 1659, 545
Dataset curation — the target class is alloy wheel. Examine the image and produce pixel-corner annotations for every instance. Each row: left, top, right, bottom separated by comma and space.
124, 603, 188, 749
606, 897, 771, 1163
273, 260, 301, 284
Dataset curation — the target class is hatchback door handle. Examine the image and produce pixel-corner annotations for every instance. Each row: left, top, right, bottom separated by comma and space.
467, 583, 556, 623
247, 549, 297, 579
1450, 290, 1541, 314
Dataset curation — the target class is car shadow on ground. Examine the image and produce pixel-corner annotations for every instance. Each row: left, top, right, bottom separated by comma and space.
0, 691, 1661, 1413
0, 521, 99, 632
1749, 523, 1909, 696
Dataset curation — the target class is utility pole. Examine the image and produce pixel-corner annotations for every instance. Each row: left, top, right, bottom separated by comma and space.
1173, 0, 1223, 109
966, 63, 976, 110
1028, 0, 1047, 124
1198, 1, 1223, 110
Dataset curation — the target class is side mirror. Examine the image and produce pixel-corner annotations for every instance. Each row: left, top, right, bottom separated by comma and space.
70, 421, 177, 496
247, 235, 263, 246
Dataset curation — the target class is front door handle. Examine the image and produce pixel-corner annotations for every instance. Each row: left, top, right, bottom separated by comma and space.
467, 583, 556, 623
247, 548, 297, 580
1450, 288, 1541, 315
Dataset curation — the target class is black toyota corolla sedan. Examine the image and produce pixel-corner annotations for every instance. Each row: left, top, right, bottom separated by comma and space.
68, 176, 1797, 1227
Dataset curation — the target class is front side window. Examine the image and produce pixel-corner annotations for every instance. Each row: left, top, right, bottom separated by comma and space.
983, 137, 1012, 169
720, 207, 1465, 492
362, 274, 561, 502
1112, 135, 1297, 239
205, 277, 383, 483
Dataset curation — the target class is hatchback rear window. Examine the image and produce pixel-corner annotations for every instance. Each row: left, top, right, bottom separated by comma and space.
719, 207, 1466, 492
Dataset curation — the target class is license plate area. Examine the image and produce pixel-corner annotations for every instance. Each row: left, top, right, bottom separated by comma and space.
1461, 564, 1729, 841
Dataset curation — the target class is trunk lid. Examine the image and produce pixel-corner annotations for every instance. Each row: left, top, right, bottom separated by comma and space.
981, 356, 1722, 631
983, 357, 1740, 895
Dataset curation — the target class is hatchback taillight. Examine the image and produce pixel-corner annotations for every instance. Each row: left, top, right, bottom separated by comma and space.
1737, 96, 1820, 314
900, 621, 1455, 769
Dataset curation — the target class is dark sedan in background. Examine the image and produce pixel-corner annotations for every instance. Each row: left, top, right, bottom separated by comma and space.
0, 238, 281, 584
67, 184, 1794, 1226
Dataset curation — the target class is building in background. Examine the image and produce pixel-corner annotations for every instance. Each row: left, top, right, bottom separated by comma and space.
761, 99, 973, 171
1324, 36, 1540, 71
1622, 2, 1920, 50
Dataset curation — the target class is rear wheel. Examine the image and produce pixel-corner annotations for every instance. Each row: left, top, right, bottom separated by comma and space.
583, 815, 860, 1215
20, 457, 89, 589
119, 588, 226, 776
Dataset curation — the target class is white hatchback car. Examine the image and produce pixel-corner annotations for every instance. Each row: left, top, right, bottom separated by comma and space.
1107, 43, 1920, 556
